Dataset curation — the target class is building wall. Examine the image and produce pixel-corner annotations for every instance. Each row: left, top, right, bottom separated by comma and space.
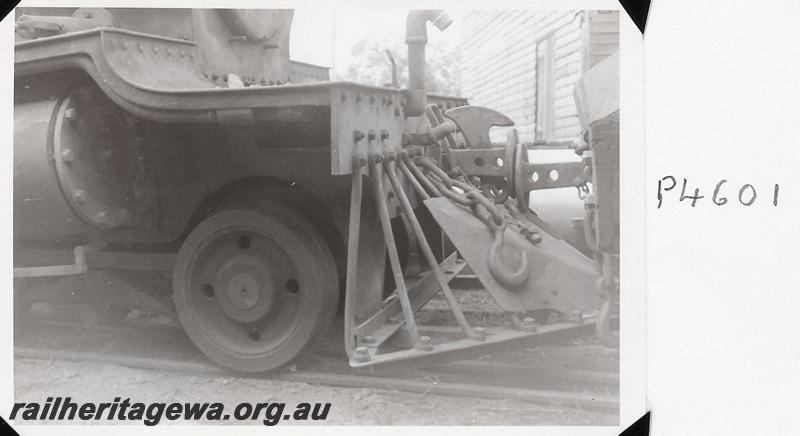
460, 10, 619, 145
585, 11, 620, 70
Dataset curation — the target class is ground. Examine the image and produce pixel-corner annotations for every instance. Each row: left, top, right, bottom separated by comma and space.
13, 274, 619, 426
14, 355, 616, 426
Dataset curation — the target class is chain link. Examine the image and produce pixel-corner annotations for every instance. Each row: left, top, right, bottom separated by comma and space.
404, 155, 530, 287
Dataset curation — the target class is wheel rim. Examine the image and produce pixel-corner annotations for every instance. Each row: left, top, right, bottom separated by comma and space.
174, 209, 335, 372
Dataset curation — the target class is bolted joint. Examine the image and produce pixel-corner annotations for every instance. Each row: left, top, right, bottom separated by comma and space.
520, 227, 543, 245
353, 346, 370, 363
472, 326, 487, 341
584, 194, 597, 210
353, 153, 368, 170
94, 211, 111, 226
367, 154, 384, 169
63, 107, 79, 123
512, 314, 538, 332
568, 310, 584, 324
596, 276, 612, 299
60, 148, 75, 163
416, 335, 434, 351
72, 190, 87, 204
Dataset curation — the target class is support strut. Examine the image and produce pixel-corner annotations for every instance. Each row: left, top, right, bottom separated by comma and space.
384, 156, 479, 340
369, 154, 421, 348
343, 156, 365, 357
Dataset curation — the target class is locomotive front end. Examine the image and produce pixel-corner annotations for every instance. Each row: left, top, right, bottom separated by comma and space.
13, 8, 616, 372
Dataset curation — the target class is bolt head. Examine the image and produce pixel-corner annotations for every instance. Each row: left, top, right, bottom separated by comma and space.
417, 335, 433, 351
519, 316, 538, 333
569, 310, 584, 324
60, 149, 75, 163
529, 232, 543, 244
63, 107, 78, 123
473, 327, 487, 341
353, 346, 370, 363
73, 190, 87, 204
95, 211, 110, 225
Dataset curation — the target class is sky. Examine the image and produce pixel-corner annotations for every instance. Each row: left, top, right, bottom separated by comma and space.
290, 8, 463, 79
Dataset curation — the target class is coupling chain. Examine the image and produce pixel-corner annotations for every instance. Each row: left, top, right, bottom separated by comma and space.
406, 155, 530, 288
414, 156, 504, 226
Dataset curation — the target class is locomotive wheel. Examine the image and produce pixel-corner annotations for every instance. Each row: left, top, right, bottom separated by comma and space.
173, 206, 337, 373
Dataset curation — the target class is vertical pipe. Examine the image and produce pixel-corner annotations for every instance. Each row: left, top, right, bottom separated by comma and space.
405, 10, 452, 117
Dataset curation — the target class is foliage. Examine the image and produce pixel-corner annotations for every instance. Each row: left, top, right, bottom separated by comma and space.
340, 34, 461, 96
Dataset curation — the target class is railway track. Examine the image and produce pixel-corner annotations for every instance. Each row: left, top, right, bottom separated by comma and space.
14, 302, 619, 414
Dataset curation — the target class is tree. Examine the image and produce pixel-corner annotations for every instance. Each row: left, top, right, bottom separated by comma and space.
340, 34, 461, 96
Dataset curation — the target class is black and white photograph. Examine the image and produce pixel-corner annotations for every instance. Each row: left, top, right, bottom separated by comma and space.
6, 1, 800, 435
6, 2, 647, 433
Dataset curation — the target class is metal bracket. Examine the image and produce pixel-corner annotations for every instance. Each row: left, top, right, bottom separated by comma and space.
443, 106, 514, 149
14, 246, 89, 278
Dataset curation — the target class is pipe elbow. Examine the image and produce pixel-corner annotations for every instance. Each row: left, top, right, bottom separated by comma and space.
406, 10, 452, 43
405, 10, 452, 117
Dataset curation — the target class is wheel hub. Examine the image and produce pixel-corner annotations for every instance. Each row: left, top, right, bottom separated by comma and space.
215, 256, 275, 323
